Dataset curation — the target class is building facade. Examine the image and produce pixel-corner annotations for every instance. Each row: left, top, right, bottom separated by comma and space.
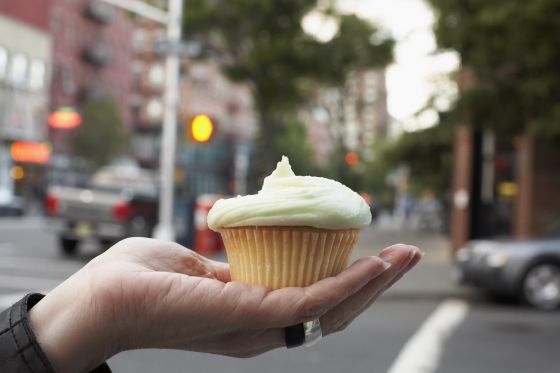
343, 68, 389, 151
304, 68, 389, 167
129, 18, 166, 168
0, 0, 52, 205
49, 0, 134, 154
178, 60, 257, 197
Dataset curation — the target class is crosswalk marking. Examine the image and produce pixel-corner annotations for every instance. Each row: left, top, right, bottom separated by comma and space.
387, 299, 469, 373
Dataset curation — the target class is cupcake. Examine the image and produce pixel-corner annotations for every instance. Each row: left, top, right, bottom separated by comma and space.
207, 156, 371, 289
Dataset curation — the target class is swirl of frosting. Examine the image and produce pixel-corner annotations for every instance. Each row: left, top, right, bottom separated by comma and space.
207, 156, 371, 230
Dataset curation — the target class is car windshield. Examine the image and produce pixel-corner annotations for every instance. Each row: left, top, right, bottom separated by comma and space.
90, 166, 157, 196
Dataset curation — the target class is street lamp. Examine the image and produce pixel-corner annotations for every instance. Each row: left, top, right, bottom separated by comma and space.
152, 0, 184, 241
97, 0, 183, 241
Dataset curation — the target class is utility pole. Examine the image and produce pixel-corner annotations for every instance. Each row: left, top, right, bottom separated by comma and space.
97, 0, 183, 241
153, 0, 184, 241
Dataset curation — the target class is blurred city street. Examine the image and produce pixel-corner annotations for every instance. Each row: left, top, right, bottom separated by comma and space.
2, 215, 559, 373
2, 0, 560, 372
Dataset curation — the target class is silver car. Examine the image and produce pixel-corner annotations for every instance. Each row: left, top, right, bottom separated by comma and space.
455, 235, 560, 310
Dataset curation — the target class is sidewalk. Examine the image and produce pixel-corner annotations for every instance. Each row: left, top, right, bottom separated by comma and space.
354, 221, 469, 300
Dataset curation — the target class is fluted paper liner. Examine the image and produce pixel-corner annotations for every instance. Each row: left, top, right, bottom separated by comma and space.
219, 226, 360, 289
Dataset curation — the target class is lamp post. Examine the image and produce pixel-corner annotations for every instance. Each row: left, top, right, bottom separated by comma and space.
152, 0, 184, 241
97, 0, 183, 241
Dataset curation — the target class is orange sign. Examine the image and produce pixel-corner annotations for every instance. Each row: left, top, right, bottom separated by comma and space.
11, 141, 51, 164
48, 107, 82, 129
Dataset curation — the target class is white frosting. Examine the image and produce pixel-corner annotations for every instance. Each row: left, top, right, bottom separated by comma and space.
207, 156, 372, 230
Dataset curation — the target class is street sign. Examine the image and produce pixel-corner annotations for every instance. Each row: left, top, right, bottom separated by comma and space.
154, 40, 202, 58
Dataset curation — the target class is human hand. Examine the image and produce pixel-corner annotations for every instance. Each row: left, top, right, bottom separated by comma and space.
29, 238, 422, 373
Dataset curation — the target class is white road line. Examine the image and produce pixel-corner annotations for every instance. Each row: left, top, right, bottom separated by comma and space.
0, 274, 61, 292
387, 299, 470, 373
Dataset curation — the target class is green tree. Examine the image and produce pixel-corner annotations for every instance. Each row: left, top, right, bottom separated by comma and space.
428, 0, 560, 138
183, 0, 394, 175
71, 97, 128, 168
275, 119, 319, 176
382, 124, 453, 195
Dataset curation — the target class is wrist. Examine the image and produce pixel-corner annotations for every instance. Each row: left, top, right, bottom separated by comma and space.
28, 272, 121, 373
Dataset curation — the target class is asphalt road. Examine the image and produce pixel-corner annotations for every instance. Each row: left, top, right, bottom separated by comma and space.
1, 216, 559, 373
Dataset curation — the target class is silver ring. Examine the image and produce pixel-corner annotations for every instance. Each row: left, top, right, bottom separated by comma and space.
303, 319, 322, 347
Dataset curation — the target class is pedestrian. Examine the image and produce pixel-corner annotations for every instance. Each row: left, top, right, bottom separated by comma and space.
0, 238, 421, 373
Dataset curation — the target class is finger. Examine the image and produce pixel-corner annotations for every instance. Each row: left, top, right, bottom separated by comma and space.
255, 255, 392, 328
200, 257, 232, 283
320, 244, 420, 335
354, 247, 423, 315
379, 248, 423, 294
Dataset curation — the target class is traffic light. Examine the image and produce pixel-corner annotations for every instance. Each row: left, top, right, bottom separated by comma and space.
345, 151, 359, 166
190, 114, 214, 143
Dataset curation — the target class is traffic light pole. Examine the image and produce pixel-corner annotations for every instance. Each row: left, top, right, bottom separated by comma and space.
153, 0, 184, 241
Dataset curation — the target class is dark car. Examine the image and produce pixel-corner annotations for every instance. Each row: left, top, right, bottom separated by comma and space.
455, 234, 560, 310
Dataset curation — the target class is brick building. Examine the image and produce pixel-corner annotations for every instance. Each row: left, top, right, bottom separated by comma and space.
303, 68, 389, 167
49, 0, 134, 153
178, 60, 257, 196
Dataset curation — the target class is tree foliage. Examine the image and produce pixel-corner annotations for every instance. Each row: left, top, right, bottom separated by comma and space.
275, 119, 320, 176
383, 124, 453, 195
183, 0, 394, 175
71, 98, 128, 168
428, 0, 560, 138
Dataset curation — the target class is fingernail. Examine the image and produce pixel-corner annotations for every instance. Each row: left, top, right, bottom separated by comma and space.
382, 260, 392, 270
407, 245, 420, 252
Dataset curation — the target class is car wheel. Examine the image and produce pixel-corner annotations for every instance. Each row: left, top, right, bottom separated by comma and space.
60, 237, 79, 256
521, 262, 560, 310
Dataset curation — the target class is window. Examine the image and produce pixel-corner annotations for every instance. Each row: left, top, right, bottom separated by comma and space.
132, 30, 146, 51
132, 61, 144, 74
148, 64, 165, 87
0, 47, 7, 80
146, 98, 163, 120
29, 59, 46, 91
9, 53, 28, 88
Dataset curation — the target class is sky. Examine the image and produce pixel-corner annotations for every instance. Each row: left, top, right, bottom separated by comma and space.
339, 0, 460, 131
305, 0, 460, 132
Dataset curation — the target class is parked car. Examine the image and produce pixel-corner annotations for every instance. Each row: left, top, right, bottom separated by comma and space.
455, 232, 560, 310
45, 163, 158, 256
0, 196, 24, 217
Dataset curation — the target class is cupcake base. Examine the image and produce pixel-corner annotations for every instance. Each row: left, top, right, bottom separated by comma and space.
219, 226, 360, 289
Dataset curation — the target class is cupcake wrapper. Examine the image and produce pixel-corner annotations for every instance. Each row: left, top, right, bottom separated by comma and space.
219, 226, 360, 289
